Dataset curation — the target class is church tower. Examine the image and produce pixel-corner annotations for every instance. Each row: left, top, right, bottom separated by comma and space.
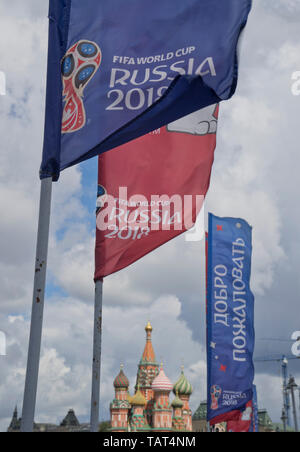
7, 406, 20, 432
110, 365, 131, 432
171, 391, 186, 431
173, 367, 193, 431
152, 365, 173, 431
129, 387, 149, 432
109, 322, 195, 432
135, 321, 159, 425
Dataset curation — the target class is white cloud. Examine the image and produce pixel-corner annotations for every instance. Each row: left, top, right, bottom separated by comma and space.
262, 0, 300, 21
254, 372, 284, 423
49, 229, 95, 301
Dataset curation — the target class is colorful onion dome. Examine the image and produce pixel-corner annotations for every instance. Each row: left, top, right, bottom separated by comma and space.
173, 368, 193, 396
152, 366, 173, 392
171, 391, 184, 408
113, 365, 129, 388
130, 388, 147, 406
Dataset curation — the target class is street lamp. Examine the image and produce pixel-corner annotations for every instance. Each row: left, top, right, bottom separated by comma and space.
287, 376, 298, 432
280, 408, 288, 432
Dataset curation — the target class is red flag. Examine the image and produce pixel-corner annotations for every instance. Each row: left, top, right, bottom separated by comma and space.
227, 401, 253, 432
94, 105, 219, 280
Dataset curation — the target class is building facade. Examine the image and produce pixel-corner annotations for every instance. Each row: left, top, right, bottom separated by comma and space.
7, 407, 91, 432
110, 321, 193, 432
192, 400, 226, 432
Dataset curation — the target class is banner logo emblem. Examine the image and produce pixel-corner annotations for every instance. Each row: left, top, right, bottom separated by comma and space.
210, 384, 222, 410
96, 185, 107, 214
61, 40, 101, 133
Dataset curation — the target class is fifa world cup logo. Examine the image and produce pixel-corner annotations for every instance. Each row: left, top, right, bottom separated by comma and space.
96, 185, 107, 215
61, 40, 101, 133
210, 385, 222, 410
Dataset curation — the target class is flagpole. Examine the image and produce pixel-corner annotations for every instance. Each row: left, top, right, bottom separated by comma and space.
21, 177, 52, 432
90, 279, 103, 432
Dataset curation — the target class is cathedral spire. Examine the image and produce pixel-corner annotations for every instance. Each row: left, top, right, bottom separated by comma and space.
136, 321, 159, 408
8, 405, 20, 431
140, 321, 157, 364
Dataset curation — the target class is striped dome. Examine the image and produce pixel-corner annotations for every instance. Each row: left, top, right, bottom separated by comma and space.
152, 368, 173, 392
113, 367, 129, 389
173, 370, 193, 396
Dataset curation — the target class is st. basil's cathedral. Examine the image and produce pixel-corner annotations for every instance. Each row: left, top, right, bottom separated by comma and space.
110, 321, 193, 432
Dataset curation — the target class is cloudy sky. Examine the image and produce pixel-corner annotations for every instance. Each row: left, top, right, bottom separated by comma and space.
0, 0, 300, 432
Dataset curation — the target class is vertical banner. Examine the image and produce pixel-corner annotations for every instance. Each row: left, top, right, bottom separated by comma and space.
227, 385, 258, 432
227, 400, 253, 432
250, 385, 259, 432
40, 0, 252, 180
95, 106, 218, 279
206, 213, 255, 425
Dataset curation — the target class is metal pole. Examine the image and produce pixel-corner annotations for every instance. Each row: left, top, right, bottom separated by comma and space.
282, 357, 291, 427
90, 279, 103, 432
298, 388, 300, 422
288, 376, 299, 432
281, 408, 287, 433
21, 177, 52, 432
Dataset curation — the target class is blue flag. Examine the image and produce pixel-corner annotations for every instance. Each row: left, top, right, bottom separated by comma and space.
250, 385, 259, 432
41, 0, 252, 180
206, 213, 255, 424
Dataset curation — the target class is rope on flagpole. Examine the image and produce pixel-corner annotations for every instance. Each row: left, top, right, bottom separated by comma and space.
21, 177, 52, 432
90, 279, 103, 432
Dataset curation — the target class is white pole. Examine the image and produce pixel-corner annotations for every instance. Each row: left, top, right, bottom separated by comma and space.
21, 177, 52, 432
90, 279, 103, 432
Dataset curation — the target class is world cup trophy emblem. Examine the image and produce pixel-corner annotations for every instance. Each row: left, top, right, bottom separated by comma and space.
210, 385, 222, 410
61, 40, 101, 133
96, 185, 107, 215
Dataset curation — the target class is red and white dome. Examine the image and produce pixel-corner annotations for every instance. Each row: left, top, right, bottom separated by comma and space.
152, 368, 173, 392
